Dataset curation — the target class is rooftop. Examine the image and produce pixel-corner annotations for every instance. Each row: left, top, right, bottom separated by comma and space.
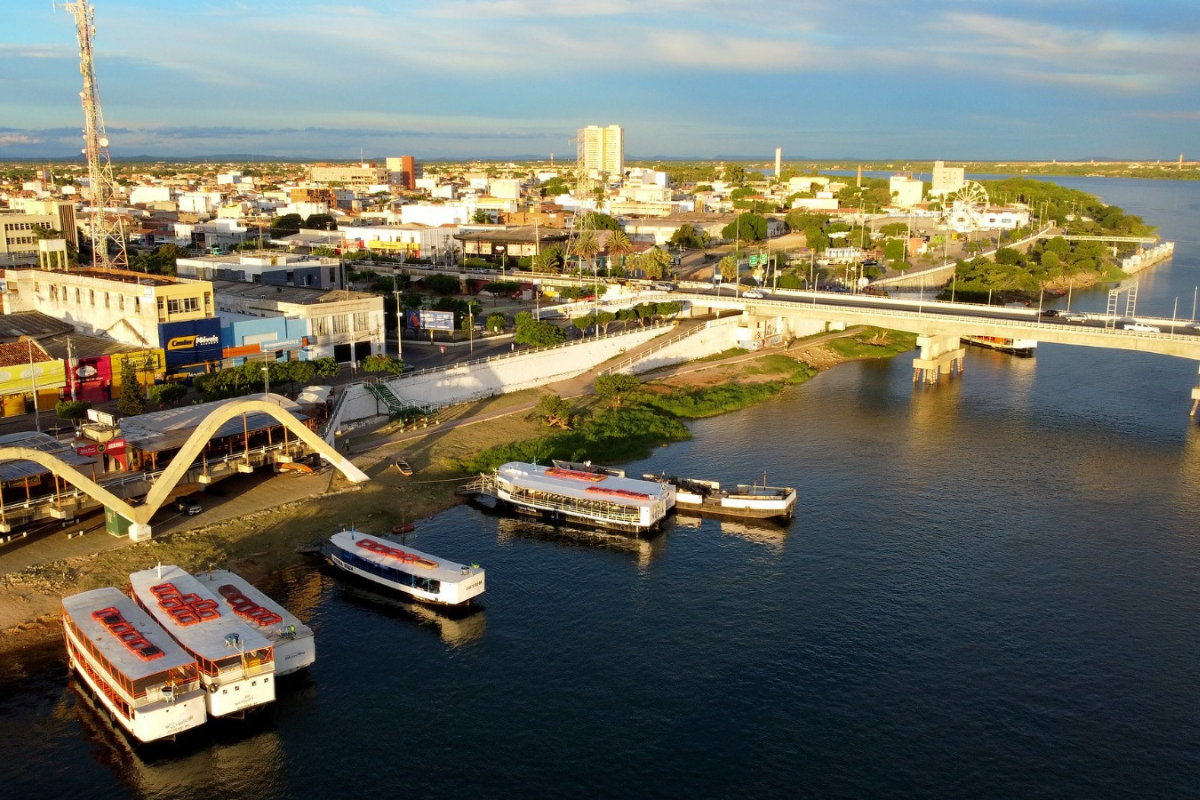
62, 587, 197, 681
0, 311, 74, 342
453, 226, 570, 244
120, 392, 306, 453
0, 431, 95, 482
211, 280, 376, 306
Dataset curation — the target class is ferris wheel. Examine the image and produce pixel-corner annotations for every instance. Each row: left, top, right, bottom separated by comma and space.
945, 181, 989, 231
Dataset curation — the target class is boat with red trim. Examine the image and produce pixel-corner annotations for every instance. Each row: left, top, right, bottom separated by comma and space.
482, 461, 675, 534
61, 587, 207, 742
194, 569, 316, 677
322, 528, 485, 606
129, 565, 276, 717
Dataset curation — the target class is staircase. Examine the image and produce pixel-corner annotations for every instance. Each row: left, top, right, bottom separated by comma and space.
366, 382, 408, 416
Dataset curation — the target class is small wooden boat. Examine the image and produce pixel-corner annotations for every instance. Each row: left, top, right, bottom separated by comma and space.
393, 458, 414, 477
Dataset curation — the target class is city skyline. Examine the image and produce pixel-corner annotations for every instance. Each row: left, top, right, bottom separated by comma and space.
1, 0, 1198, 161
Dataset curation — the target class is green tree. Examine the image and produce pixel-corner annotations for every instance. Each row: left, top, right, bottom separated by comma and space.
363, 354, 407, 375
719, 255, 739, 284
595, 310, 616, 335
605, 229, 632, 270
879, 222, 908, 237
55, 399, 91, 424
576, 211, 622, 231
270, 213, 303, 238
471, 209, 490, 223
532, 244, 564, 274
721, 213, 768, 242
572, 229, 601, 275
312, 357, 340, 379
148, 383, 187, 407
423, 273, 461, 295
634, 248, 673, 280
514, 317, 567, 347
1040, 251, 1061, 271
533, 393, 575, 429
304, 214, 337, 231
117, 359, 145, 417
595, 373, 640, 407
486, 313, 506, 332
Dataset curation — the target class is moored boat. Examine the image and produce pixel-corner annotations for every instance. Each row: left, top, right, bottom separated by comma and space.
643, 474, 797, 522
963, 336, 1036, 357
323, 528, 485, 606
194, 569, 315, 677
485, 461, 675, 534
129, 565, 276, 717
62, 587, 207, 743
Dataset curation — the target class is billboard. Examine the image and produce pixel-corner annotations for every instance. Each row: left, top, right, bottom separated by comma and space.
159, 318, 223, 367
418, 310, 455, 332
0, 359, 66, 395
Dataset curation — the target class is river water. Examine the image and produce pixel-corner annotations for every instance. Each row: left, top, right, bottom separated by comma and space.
3, 178, 1200, 798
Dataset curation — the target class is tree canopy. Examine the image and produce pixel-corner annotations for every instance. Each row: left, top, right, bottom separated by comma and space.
722, 213, 768, 242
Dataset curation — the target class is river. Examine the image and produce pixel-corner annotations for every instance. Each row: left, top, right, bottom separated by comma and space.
2, 178, 1199, 798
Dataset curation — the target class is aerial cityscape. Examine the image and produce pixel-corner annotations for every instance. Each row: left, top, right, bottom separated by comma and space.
2, 2, 1200, 798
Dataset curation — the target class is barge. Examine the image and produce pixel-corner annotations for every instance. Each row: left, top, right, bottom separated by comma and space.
644, 474, 796, 522
194, 569, 315, 677
324, 528, 485, 606
963, 336, 1036, 357
129, 565, 276, 717
488, 461, 675, 534
62, 587, 207, 743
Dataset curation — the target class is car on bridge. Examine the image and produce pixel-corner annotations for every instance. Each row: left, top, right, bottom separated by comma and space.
743, 289, 765, 299
1123, 322, 1161, 333
1058, 311, 1087, 322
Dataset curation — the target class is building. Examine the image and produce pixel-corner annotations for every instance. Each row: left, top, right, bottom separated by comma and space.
340, 224, 458, 264
219, 315, 310, 365
930, 161, 965, 197
308, 163, 389, 188
889, 176, 924, 208
9, 199, 78, 247
0, 212, 57, 262
176, 251, 343, 290
4, 267, 216, 355
454, 226, 570, 263
211, 281, 384, 363
385, 156, 421, 189
578, 125, 624, 176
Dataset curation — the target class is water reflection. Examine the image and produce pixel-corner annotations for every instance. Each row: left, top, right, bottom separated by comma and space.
70, 678, 285, 800
495, 515, 667, 570
674, 512, 790, 554
333, 579, 486, 647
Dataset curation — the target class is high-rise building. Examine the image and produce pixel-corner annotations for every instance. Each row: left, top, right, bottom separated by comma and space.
930, 160, 965, 197
577, 125, 624, 176
386, 156, 421, 189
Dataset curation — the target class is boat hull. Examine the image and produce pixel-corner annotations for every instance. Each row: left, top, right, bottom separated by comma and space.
503, 499, 662, 535
674, 500, 795, 522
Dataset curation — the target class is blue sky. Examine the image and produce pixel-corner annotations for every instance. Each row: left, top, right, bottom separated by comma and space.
1, 0, 1198, 161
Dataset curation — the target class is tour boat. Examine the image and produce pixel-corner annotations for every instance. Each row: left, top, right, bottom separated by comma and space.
194, 569, 316, 677
323, 528, 485, 606
963, 336, 1037, 357
61, 587, 207, 743
643, 474, 797, 522
129, 565, 276, 717
486, 461, 675, 534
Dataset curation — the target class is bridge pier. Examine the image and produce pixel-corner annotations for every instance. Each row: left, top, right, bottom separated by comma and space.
1190, 365, 1200, 417
912, 334, 965, 385
128, 522, 152, 542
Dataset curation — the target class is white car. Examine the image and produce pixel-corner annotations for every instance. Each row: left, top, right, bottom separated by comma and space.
743, 289, 764, 299
1058, 311, 1087, 322
1123, 322, 1161, 333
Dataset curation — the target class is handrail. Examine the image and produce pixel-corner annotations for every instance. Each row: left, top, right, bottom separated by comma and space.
600, 320, 714, 376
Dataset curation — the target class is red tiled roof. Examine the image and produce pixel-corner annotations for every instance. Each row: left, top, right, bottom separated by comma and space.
0, 341, 53, 368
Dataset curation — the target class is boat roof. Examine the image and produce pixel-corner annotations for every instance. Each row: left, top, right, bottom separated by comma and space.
497, 461, 669, 508
62, 587, 196, 680
129, 565, 274, 657
193, 569, 312, 640
329, 530, 481, 585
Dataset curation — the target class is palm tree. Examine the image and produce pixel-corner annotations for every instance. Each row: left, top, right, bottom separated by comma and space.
572, 229, 601, 276
605, 229, 632, 275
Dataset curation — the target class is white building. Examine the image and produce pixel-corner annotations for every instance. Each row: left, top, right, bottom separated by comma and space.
129, 186, 173, 205
178, 192, 221, 215
400, 203, 474, 227
930, 161, 965, 197
490, 179, 522, 200
341, 224, 458, 263
578, 124, 624, 176
211, 281, 384, 363
889, 176, 924, 208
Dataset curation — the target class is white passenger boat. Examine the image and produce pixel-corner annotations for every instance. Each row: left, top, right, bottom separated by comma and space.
129, 565, 275, 717
194, 569, 315, 677
323, 529, 485, 606
61, 587, 207, 742
489, 461, 675, 534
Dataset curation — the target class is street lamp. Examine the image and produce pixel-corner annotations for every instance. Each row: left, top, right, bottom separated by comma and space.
262, 365, 270, 396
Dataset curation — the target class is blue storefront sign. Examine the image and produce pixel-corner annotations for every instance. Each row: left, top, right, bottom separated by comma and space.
159, 318, 223, 368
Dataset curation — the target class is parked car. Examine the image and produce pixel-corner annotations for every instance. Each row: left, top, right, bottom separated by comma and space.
175, 497, 202, 515
1040, 309, 1060, 317
1123, 322, 1161, 333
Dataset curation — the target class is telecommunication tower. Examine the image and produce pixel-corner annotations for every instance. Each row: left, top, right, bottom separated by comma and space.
58, 0, 128, 270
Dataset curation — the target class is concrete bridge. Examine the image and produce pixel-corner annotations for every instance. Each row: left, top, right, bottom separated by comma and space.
678, 288, 1200, 396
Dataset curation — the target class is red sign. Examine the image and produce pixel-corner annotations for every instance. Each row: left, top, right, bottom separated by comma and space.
76, 438, 126, 457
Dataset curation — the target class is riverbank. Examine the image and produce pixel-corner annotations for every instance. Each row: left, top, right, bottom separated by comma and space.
0, 326, 914, 657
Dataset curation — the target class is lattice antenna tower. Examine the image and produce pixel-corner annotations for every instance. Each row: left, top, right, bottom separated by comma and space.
58, 0, 128, 271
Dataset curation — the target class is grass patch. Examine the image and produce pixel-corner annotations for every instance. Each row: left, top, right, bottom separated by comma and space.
826, 328, 916, 359
740, 354, 813, 378
694, 347, 750, 363
462, 405, 691, 473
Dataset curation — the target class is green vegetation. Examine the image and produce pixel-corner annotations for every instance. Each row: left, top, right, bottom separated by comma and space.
362, 354, 407, 375
462, 405, 690, 473
514, 312, 567, 347
55, 399, 92, 422
148, 383, 187, 407
825, 328, 918, 359
722, 212, 768, 242
640, 357, 816, 419
116, 360, 145, 417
